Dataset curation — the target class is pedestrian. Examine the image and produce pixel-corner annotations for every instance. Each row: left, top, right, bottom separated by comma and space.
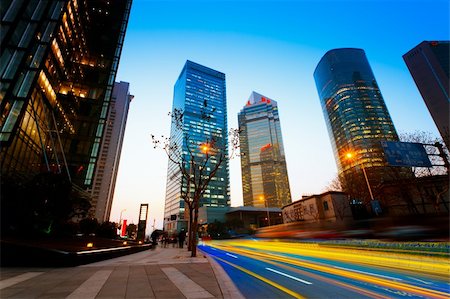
150, 230, 158, 249
162, 232, 169, 248
172, 234, 177, 248
178, 229, 186, 248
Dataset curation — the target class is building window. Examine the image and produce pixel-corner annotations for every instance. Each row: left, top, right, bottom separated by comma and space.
323, 201, 329, 211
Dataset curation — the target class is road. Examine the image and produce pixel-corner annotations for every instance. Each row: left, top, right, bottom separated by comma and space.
199, 239, 450, 299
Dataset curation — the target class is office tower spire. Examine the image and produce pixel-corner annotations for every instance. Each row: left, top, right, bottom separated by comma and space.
238, 92, 292, 208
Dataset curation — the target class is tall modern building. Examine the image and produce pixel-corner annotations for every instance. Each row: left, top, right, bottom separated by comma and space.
163, 61, 230, 233
314, 48, 401, 195
91, 81, 133, 222
403, 41, 449, 149
0, 0, 132, 215
238, 92, 292, 208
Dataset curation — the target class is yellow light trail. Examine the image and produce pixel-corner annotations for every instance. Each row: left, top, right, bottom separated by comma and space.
212, 255, 306, 299
207, 241, 449, 299
220, 248, 390, 299
219, 240, 449, 276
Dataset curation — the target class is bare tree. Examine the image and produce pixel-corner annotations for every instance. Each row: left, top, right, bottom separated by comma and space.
323, 174, 343, 192
152, 107, 240, 257
399, 130, 449, 177
301, 202, 321, 222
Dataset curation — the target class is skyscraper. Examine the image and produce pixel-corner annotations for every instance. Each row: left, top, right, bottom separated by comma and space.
314, 48, 401, 195
0, 0, 132, 216
238, 92, 291, 208
91, 81, 133, 222
403, 41, 449, 149
163, 61, 230, 233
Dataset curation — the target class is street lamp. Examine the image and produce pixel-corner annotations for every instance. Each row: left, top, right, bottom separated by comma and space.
259, 195, 271, 226
345, 152, 374, 201
201, 143, 210, 154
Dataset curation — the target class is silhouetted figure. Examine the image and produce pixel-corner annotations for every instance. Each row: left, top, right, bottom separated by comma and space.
171, 234, 177, 248
150, 230, 158, 249
162, 232, 169, 248
178, 229, 186, 248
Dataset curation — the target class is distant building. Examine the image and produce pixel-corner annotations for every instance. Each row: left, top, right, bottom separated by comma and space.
0, 1, 132, 212
282, 191, 352, 224
226, 206, 283, 229
403, 41, 449, 149
198, 206, 229, 225
314, 48, 405, 199
238, 92, 292, 208
91, 82, 133, 222
163, 61, 230, 233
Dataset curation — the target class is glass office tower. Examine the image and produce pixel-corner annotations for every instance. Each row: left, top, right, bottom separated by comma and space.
163, 61, 230, 233
314, 48, 401, 195
91, 82, 133, 222
238, 92, 291, 208
0, 0, 132, 212
403, 41, 449, 149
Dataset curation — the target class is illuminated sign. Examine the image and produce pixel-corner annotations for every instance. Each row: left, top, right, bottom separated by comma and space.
261, 97, 271, 104
381, 141, 432, 167
261, 143, 272, 151
121, 219, 127, 237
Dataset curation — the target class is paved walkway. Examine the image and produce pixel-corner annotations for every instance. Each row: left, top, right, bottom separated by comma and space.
0, 246, 244, 299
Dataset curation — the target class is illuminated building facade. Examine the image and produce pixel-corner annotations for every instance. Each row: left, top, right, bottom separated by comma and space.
91, 81, 133, 222
0, 1, 132, 210
238, 92, 292, 208
314, 48, 401, 193
403, 41, 449, 149
163, 61, 230, 233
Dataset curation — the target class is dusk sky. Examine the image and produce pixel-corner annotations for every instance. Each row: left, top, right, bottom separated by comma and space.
110, 0, 449, 230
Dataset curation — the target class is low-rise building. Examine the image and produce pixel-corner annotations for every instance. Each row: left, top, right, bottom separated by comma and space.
282, 191, 353, 225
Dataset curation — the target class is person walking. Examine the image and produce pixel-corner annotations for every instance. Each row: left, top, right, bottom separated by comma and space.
178, 229, 186, 248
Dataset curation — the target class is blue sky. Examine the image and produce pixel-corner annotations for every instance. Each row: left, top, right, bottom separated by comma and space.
111, 0, 449, 229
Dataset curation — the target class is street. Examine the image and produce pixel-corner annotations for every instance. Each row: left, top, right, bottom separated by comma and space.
199, 239, 450, 299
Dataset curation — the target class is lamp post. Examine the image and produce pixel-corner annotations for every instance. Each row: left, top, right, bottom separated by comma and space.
259, 195, 271, 226
345, 152, 374, 201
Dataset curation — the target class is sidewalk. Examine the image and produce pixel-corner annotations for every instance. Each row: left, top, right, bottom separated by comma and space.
0, 245, 244, 299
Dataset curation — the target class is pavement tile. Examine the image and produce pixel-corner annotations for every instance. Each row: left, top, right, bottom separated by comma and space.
95, 267, 129, 298
125, 266, 154, 299
0, 246, 242, 299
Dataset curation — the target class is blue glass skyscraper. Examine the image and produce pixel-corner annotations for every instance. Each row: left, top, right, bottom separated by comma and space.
164, 61, 230, 233
314, 48, 400, 196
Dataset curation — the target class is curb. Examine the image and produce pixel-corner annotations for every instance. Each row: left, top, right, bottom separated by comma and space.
199, 248, 245, 299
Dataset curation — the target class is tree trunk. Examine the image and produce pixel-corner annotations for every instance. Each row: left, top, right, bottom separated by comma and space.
188, 206, 193, 251
191, 199, 200, 257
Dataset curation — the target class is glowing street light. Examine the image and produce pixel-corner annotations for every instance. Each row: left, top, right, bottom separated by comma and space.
201, 143, 210, 154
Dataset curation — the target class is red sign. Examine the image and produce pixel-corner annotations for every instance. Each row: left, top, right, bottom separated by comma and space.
121, 219, 127, 237
261, 97, 271, 104
261, 143, 272, 151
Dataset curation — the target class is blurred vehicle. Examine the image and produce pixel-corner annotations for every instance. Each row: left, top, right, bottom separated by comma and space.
376, 225, 433, 241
